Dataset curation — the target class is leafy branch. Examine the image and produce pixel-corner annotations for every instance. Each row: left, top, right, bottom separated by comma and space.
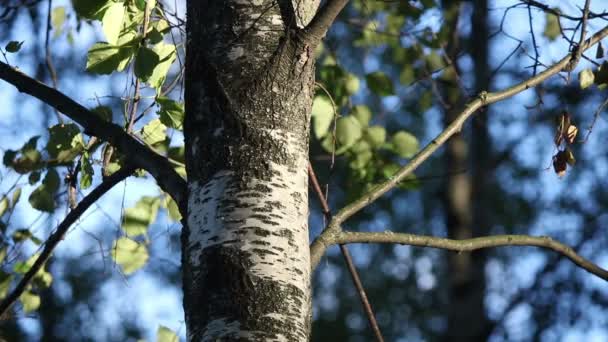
310, 25, 608, 278
326, 24, 608, 231
0, 165, 135, 317
0, 61, 186, 207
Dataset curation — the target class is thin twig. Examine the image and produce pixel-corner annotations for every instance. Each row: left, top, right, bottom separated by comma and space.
45, 0, 62, 124
308, 163, 385, 342
0, 166, 135, 317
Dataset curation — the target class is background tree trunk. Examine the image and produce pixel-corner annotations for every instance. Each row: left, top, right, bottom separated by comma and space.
182, 1, 319, 340
442, 0, 491, 340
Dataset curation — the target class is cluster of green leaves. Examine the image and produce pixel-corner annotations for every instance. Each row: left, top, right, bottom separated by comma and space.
0, 0, 188, 316
312, 54, 420, 199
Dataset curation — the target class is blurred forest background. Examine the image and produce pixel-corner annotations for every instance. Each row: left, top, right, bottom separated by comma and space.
1, 0, 608, 341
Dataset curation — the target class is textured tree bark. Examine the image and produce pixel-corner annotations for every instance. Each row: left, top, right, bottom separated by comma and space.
183, 1, 319, 340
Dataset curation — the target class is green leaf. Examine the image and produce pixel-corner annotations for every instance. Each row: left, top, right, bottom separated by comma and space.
400, 65, 415, 85
425, 51, 444, 71
366, 71, 394, 96
579, 69, 595, 89
351, 105, 372, 127
0, 197, 8, 217
157, 325, 179, 342
140, 119, 167, 146
112, 237, 149, 274
0, 272, 11, 298
543, 11, 560, 41
80, 155, 94, 189
46, 124, 82, 162
20, 291, 40, 313
12, 137, 42, 174
71, 0, 111, 19
148, 43, 177, 90
86, 42, 136, 74
29, 169, 60, 212
5, 41, 23, 53
13, 253, 52, 287
157, 97, 184, 130
344, 73, 360, 95
29, 171, 41, 185
12, 229, 42, 245
135, 46, 160, 82
311, 95, 335, 139
392, 131, 419, 158
122, 196, 161, 236
364, 126, 386, 147
335, 116, 363, 150
51, 6, 66, 38
102, 2, 125, 45
11, 187, 21, 206
165, 197, 182, 221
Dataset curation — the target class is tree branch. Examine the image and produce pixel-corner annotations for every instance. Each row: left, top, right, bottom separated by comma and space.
310, 230, 608, 281
326, 24, 608, 231
0, 165, 135, 318
302, 0, 349, 44
0, 61, 186, 207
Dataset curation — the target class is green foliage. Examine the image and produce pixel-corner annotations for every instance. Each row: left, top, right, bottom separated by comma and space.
111, 237, 149, 274
157, 97, 184, 130
335, 116, 363, 153
366, 71, 395, 96
5, 41, 23, 53
351, 105, 372, 127
391, 131, 419, 158
102, 2, 126, 45
29, 169, 60, 212
156, 325, 179, 342
71, 0, 112, 19
51, 6, 67, 38
4, 137, 42, 174
86, 42, 138, 74
20, 291, 41, 313
122, 196, 161, 236
579, 69, 594, 89
543, 11, 561, 41
46, 124, 84, 163
311, 95, 335, 139
135, 46, 160, 82
148, 43, 177, 90
140, 119, 167, 147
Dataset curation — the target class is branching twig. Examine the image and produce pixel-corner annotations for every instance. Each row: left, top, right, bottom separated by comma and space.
325, 25, 608, 232
0, 61, 187, 207
311, 231, 608, 281
0, 166, 135, 317
303, 0, 349, 44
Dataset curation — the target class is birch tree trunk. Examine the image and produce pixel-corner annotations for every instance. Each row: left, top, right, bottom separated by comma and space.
182, 1, 320, 340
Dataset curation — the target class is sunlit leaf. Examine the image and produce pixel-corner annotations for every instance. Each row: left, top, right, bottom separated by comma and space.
392, 131, 419, 158
140, 119, 167, 146
29, 169, 60, 212
311, 95, 335, 139
102, 2, 125, 45
46, 123, 82, 162
112, 237, 149, 274
364, 126, 386, 147
579, 69, 595, 89
51, 6, 66, 38
543, 11, 560, 41
80, 155, 94, 189
20, 291, 40, 313
149, 43, 177, 90
157, 325, 179, 342
336, 116, 363, 151
0, 197, 8, 217
351, 105, 372, 127
122, 196, 161, 236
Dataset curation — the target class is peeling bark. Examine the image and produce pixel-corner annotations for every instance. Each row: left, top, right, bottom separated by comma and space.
183, 1, 319, 340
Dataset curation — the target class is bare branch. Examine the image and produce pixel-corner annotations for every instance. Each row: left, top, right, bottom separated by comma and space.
326, 25, 608, 231
311, 230, 608, 281
0, 61, 186, 207
302, 0, 349, 44
0, 165, 135, 317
